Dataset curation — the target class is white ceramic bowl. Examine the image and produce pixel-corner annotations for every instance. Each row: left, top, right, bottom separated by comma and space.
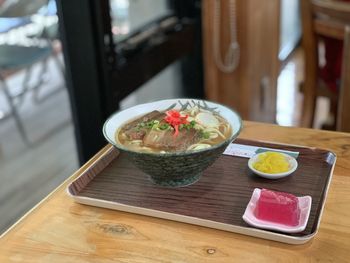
248, 152, 298, 179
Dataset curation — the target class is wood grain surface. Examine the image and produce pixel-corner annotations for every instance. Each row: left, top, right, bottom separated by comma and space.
1, 121, 350, 262
70, 139, 334, 238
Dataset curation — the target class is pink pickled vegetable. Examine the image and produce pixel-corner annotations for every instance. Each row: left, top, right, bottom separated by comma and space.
254, 189, 300, 226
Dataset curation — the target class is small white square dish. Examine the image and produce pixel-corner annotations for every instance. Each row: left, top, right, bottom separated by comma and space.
242, 188, 312, 233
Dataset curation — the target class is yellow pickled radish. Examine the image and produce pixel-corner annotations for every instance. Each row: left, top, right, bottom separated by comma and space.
253, 152, 290, 174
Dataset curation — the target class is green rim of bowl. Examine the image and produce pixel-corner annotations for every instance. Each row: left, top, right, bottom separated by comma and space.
102, 98, 243, 157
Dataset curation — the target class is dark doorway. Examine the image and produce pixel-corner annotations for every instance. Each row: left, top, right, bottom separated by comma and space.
57, 0, 203, 164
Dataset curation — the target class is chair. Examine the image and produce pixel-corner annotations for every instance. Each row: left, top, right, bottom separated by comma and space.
300, 0, 350, 132
0, 0, 53, 144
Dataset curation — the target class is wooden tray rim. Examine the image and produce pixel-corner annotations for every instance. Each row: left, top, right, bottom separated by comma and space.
67, 140, 336, 245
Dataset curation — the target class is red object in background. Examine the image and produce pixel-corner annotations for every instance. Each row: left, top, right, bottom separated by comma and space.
320, 37, 343, 93
320, 0, 350, 93
254, 189, 300, 226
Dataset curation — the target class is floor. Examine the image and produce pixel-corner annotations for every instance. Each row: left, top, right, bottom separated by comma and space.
0, 57, 78, 234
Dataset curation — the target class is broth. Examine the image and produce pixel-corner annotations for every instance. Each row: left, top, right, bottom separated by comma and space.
116, 106, 232, 153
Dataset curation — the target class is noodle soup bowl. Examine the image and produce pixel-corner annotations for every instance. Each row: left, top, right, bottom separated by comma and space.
103, 99, 242, 187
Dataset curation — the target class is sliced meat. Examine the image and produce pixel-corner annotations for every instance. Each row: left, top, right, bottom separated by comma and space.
123, 111, 163, 130
142, 130, 168, 147
143, 128, 200, 151
125, 129, 146, 140
121, 111, 165, 140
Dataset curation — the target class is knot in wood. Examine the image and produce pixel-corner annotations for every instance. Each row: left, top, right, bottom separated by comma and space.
206, 248, 216, 254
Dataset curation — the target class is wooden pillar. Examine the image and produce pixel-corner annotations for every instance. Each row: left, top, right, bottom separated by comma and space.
202, 0, 280, 123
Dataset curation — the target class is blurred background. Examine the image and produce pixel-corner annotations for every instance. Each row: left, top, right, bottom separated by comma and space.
0, 0, 349, 234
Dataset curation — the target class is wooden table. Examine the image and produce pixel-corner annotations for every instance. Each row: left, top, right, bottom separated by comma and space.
1, 121, 350, 262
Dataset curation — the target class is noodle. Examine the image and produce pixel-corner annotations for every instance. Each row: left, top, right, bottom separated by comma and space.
202, 127, 226, 139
